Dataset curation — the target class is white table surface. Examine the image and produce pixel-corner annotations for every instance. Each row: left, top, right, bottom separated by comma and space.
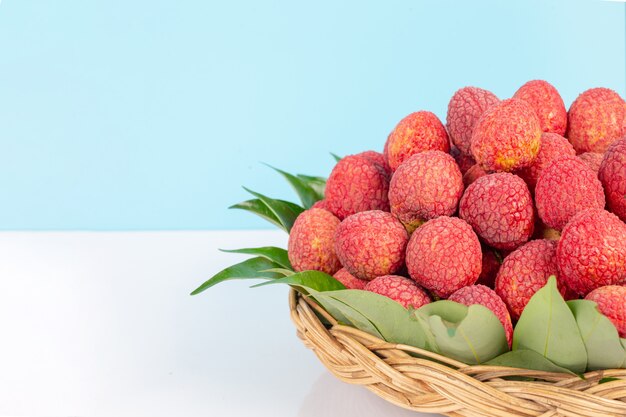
0, 230, 439, 417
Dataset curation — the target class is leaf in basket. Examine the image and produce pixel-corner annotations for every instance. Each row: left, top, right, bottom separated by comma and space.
296, 174, 326, 198
567, 299, 626, 370
512, 276, 587, 373
485, 350, 575, 375
229, 199, 284, 230
265, 165, 323, 208
414, 301, 509, 364
310, 289, 427, 349
190, 257, 284, 295
221, 247, 292, 270
251, 270, 346, 292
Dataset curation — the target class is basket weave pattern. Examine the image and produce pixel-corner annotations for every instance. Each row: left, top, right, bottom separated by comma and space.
289, 289, 626, 417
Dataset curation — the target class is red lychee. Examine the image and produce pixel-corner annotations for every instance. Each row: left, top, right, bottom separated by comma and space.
324, 154, 390, 220
459, 173, 534, 250
449, 285, 513, 347
567, 88, 626, 154
288, 208, 341, 275
585, 286, 626, 338
513, 80, 567, 135
389, 151, 464, 232
334, 210, 409, 280
446, 87, 499, 156
578, 152, 604, 176
365, 275, 431, 309
384, 111, 450, 172
471, 98, 542, 172
515, 132, 576, 192
535, 156, 605, 230
406, 216, 481, 298
495, 239, 566, 321
355, 150, 392, 179
462, 164, 487, 187
333, 268, 368, 290
311, 199, 327, 210
557, 209, 626, 295
476, 248, 501, 288
598, 138, 626, 222
450, 145, 477, 174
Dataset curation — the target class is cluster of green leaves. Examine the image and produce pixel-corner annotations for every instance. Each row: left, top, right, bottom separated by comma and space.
192, 164, 626, 375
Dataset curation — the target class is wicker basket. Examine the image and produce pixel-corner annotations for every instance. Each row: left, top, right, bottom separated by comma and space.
289, 289, 626, 417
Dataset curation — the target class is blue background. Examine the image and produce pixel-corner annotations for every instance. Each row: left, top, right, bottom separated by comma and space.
0, 0, 624, 230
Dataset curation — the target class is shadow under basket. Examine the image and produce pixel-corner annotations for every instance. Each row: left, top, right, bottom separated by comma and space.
289, 289, 626, 417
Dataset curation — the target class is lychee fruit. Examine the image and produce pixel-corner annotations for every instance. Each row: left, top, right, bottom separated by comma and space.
334, 210, 409, 280
449, 285, 513, 347
311, 199, 327, 209
557, 209, 626, 295
463, 164, 487, 187
355, 150, 392, 179
599, 137, 626, 222
288, 208, 342, 275
585, 286, 626, 338
495, 239, 566, 320
384, 111, 450, 172
515, 132, 576, 192
389, 151, 464, 232
406, 216, 482, 298
333, 268, 368, 290
471, 98, 542, 172
446, 87, 500, 156
535, 156, 605, 230
365, 275, 431, 309
476, 248, 501, 288
567, 88, 626, 154
578, 152, 604, 176
459, 173, 534, 250
324, 154, 390, 220
450, 145, 477, 174
513, 80, 567, 135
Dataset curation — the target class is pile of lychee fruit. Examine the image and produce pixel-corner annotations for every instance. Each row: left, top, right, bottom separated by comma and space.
287, 81, 626, 345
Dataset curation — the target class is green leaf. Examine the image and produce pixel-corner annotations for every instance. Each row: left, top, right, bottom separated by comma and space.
309, 291, 384, 339
221, 247, 292, 270
330, 152, 342, 162
243, 188, 304, 232
312, 289, 427, 349
259, 268, 294, 276
486, 350, 575, 375
229, 199, 283, 230
414, 301, 509, 364
296, 174, 326, 199
251, 270, 346, 292
190, 257, 283, 295
600, 377, 621, 384
567, 299, 626, 370
513, 277, 587, 373
265, 165, 322, 208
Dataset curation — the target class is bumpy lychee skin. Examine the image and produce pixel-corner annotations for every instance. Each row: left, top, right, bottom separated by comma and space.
495, 239, 566, 320
567, 88, 626, 154
356, 150, 392, 179
449, 285, 513, 347
406, 216, 482, 298
535, 156, 605, 231
476, 248, 501, 288
311, 199, 327, 209
450, 146, 477, 174
384, 111, 450, 172
513, 80, 567, 135
585, 286, 626, 338
557, 209, 626, 296
324, 154, 390, 220
599, 138, 626, 222
515, 132, 576, 191
459, 173, 535, 250
446, 87, 500, 156
288, 208, 341, 275
333, 268, 368, 290
463, 164, 487, 187
334, 210, 409, 280
389, 151, 464, 232
365, 275, 431, 309
471, 98, 542, 172
578, 152, 604, 175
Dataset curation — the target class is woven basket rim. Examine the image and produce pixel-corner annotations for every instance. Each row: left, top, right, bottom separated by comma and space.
288, 288, 626, 417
